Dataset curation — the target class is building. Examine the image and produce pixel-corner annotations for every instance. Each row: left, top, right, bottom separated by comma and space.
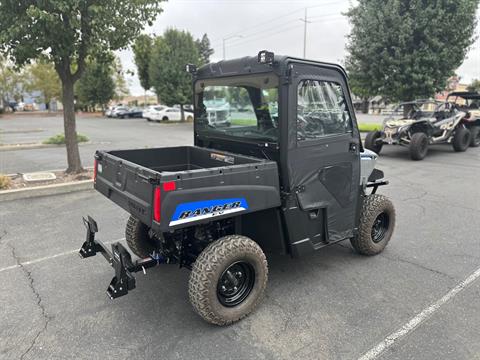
435, 76, 469, 103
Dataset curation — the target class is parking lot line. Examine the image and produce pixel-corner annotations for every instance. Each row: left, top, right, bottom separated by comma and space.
358, 266, 480, 360
0, 238, 125, 274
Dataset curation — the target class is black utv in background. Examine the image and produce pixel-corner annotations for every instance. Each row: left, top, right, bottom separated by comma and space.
80, 51, 396, 325
447, 91, 480, 147
365, 100, 471, 160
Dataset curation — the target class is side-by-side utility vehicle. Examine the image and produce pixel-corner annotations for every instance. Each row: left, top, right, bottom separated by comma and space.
447, 91, 480, 147
80, 51, 396, 325
365, 100, 471, 160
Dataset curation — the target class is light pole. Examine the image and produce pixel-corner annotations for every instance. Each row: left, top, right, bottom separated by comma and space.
222, 35, 243, 60
299, 8, 311, 58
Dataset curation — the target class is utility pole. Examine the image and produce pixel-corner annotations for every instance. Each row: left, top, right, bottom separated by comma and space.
303, 8, 307, 58
299, 8, 310, 58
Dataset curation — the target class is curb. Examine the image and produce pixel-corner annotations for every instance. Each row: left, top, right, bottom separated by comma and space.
0, 179, 93, 202
0, 141, 93, 152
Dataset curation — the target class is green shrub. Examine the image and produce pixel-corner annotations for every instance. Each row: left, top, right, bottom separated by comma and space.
0, 174, 11, 190
43, 133, 89, 145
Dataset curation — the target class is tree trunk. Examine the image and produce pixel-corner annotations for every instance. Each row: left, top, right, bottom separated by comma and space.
180, 104, 185, 122
361, 98, 370, 114
62, 77, 83, 173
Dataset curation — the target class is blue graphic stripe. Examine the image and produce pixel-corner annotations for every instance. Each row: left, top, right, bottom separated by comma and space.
171, 198, 248, 221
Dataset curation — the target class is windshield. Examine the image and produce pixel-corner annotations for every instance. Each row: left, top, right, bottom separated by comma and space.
448, 97, 480, 109
195, 74, 279, 143
387, 102, 438, 120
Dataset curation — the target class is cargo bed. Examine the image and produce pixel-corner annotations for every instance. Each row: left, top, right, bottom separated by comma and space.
94, 146, 281, 232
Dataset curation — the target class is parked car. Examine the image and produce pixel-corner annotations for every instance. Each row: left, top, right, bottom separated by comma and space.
110, 106, 130, 118
173, 104, 194, 113
80, 51, 395, 326
364, 100, 470, 160
105, 106, 120, 117
150, 106, 194, 122
447, 91, 480, 147
116, 107, 143, 119
142, 105, 165, 121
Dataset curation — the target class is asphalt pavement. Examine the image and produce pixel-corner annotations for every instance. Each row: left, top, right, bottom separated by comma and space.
1, 118, 480, 359
0, 114, 193, 174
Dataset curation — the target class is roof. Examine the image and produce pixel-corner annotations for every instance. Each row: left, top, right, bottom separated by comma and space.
447, 91, 480, 100
196, 53, 348, 80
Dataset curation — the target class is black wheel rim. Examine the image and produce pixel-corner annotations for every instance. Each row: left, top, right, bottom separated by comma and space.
371, 212, 390, 243
217, 261, 255, 307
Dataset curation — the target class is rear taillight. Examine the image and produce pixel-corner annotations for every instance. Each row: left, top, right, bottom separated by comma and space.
153, 187, 161, 222
93, 159, 98, 182
163, 181, 176, 192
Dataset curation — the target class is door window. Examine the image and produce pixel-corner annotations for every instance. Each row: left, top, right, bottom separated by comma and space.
297, 80, 353, 141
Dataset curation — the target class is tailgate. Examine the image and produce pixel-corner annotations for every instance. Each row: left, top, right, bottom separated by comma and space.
94, 151, 158, 225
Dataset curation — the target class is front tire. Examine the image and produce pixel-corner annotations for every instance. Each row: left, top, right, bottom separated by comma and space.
468, 126, 480, 147
364, 131, 383, 154
452, 127, 471, 152
188, 235, 268, 326
351, 194, 395, 255
125, 216, 156, 258
409, 132, 429, 160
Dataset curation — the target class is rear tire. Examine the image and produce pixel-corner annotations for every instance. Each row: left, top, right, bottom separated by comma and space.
468, 126, 480, 147
351, 194, 395, 256
188, 235, 268, 326
364, 131, 383, 154
162, 116, 169, 121
452, 127, 471, 152
125, 216, 156, 258
409, 132, 429, 160
186, 115, 193, 122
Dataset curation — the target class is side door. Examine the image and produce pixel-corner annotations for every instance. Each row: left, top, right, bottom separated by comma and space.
283, 64, 361, 253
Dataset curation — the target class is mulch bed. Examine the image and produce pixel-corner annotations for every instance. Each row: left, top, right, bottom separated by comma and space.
5, 169, 93, 190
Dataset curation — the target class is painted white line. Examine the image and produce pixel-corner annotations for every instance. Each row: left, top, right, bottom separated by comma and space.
359, 266, 480, 360
0, 238, 125, 274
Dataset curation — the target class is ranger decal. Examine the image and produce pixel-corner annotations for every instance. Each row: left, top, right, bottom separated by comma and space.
169, 198, 248, 226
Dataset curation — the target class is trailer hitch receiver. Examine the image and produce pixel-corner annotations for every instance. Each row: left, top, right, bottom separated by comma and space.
79, 216, 159, 299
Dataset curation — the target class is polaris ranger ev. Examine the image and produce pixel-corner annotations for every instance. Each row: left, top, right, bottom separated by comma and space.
80, 51, 396, 325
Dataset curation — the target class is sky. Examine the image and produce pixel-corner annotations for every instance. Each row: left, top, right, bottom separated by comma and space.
118, 0, 480, 96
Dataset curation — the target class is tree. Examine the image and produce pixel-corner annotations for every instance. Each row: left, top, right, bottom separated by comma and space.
468, 79, 480, 93
0, 55, 26, 108
0, 1, 164, 173
112, 57, 130, 101
196, 34, 214, 65
149, 29, 200, 120
25, 61, 61, 110
76, 56, 115, 111
133, 34, 153, 93
345, 0, 480, 103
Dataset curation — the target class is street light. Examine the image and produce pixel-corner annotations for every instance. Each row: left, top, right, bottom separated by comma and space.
299, 8, 311, 59
222, 35, 243, 60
